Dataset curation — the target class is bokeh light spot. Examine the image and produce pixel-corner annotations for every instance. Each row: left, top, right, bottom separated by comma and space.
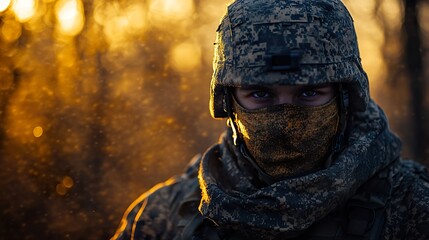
12, 0, 36, 22
127, 3, 147, 31
33, 126, 44, 138
98, 3, 148, 49
103, 16, 129, 47
0, 0, 11, 12
56, 183, 67, 196
165, 118, 175, 125
380, 0, 403, 30
149, 0, 194, 22
420, 2, 429, 33
1, 19, 22, 42
62, 176, 74, 188
55, 0, 85, 36
170, 40, 202, 73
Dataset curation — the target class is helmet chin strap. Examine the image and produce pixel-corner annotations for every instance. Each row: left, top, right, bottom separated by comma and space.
223, 87, 239, 145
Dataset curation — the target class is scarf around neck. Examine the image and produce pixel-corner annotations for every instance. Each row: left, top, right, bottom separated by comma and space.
198, 100, 402, 237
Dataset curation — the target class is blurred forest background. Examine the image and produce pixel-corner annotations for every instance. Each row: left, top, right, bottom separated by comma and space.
0, 0, 428, 239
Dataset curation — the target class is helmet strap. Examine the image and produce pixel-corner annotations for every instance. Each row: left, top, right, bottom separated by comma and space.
224, 87, 241, 146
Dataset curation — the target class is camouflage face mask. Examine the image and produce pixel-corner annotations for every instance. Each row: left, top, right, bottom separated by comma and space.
233, 97, 339, 179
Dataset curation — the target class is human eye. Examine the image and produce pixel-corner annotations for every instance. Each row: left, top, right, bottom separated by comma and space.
251, 90, 271, 99
301, 89, 318, 97
234, 86, 277, 109
295, 84, 336, 106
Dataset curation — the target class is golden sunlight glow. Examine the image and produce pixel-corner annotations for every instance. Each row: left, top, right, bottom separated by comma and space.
56, 176, 74, 195
1, 18, 22, 42
165, 118, 175, 125
0, 67, 14, 90
56, 183, 67, 195
12, 0, 36, 22
236, 120, 250, 139
96, 3, 147, 48
149, 0, 194, 22
127, 3, 147, 31
344, 1, 385, 92
0, 0, 12, 12
170, 40, 202, 73
33, 126, 44, 138
420, 2, 429, 33
62, 176, 74, 188
55, 0, 85, 36
93, 2, 114, 26
380, 0, 403, 30
103, 15, 129, 47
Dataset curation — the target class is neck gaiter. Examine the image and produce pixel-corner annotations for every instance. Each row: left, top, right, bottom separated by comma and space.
233, 97, 339, 179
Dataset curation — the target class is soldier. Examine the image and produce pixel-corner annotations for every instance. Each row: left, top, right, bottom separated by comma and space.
112, 0, 429, 239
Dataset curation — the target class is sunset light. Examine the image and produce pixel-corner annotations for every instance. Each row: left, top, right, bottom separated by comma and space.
126, 3, 147, 31
170, 40, 202, 72
1, 0, 428, 239
33, 126, 43, 138
55, 0, 85, 36
149, 0, 194, 22
12, 0, 36, 22
0, 0, 12, 13
1, 18, 22, 42
95, 3, 148, 49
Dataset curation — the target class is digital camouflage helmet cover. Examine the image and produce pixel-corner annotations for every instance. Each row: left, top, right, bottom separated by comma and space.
209, 0, 369, 118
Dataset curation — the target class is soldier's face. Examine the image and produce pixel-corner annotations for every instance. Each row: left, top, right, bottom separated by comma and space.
231, 83, 339, 178
233, 84, 336, 110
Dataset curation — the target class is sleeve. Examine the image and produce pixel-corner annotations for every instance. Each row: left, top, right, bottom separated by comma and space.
111, 154, 202, 240
405, 170, 429, 239
111, 177, 181, 240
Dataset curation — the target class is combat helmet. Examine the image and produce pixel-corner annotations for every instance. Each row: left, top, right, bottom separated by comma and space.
209, 0, 369, 118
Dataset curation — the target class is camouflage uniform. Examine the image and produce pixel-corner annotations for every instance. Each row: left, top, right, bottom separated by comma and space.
112, 0, 429, 239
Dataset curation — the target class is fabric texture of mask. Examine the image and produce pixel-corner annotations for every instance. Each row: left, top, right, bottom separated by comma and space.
232, 97, 339, 179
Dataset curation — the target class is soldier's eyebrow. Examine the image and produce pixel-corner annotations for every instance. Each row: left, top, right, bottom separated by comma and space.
238, 85, 272, 91
239, 84, 333, 90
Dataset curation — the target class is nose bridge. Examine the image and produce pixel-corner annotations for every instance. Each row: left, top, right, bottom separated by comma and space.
276, 86, 295, 105
278, 94, 294, 105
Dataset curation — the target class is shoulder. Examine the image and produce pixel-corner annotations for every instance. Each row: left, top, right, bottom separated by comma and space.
397, 160, 429, 201
389, 160, 429, 238
402, 160, 429, 238
111, 155, 202, 240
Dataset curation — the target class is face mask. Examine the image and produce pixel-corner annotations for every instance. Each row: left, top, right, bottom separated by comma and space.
232, 97, 339, 179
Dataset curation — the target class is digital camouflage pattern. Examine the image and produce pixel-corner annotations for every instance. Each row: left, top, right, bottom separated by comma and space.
112, 0, 429, 239
197, 100, 428, 239
112, 101, 429, 239
210, 0, 368, 118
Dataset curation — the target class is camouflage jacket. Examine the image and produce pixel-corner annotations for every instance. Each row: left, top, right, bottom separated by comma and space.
112, 101, 429, 239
